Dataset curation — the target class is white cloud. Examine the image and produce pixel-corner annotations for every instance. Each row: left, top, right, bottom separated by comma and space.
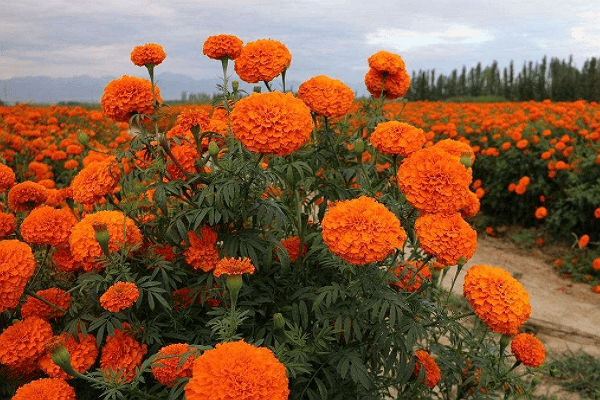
570, 13, 600, 45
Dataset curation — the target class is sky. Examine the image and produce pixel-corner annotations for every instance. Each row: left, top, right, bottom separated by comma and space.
2, 0, 600, 87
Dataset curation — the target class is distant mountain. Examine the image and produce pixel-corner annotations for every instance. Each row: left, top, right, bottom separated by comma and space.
0, 73, 365, 105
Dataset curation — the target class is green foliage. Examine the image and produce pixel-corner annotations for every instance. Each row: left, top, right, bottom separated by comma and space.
541, 350, 600, 399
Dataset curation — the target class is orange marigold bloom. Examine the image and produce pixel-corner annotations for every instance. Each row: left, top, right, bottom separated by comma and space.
45, 187, 73, 207
7, 181, 49, 212
593, 258, 600, 271
433, 138, 476, 165
0, 163, 16, 192
511, 333, 545, 367
370, 121, 426, 157
20, 206, 77, 247
364, 67, 411, 100
463, 264, 532, 335
166, 141, 200, 180
203, 34, 244, 60
0, 240, 36, 312
38, 332, 98, 379
594, 207, 600, 218
213, 257, 255, 278
21, 288, 71, 320
100, 326, 147, 383
415, 212, 477, 266
234, 39, 292, 83
52, 246, 83, 272
0, 317, 54, 370
69, 210, 143, 272
151, 343, 196, 387
397, 147, 471, 213
460, 190, 481, 218
184, 227, 220, 272
0, 212, 16, 238
101, 75, 162, 122
390, 261, 432, 292
297, 75, 355, 118
413, 350, 441, 388
321, 196, 407, 265
279, 235, 307, 263
368, 50, 406, 74
535, 206, 548, 219
230, 92, 312, 156
71, 156, 121, 205
100, 282, 140, 312
11, 378, 76, 400
176, 108, 211, 132
185, 340, 289, 400
578, 234, 590, 248
130, 43, 166, 66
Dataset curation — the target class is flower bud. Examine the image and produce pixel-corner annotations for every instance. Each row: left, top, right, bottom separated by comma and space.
253, 86, 262, 93
232, 81, 239, 91
460, 155, 473, 168
77, 131, 89, 146
273, 313, 285, 330
208, 141, 220, 157
353, 139, 365, 154
47, 337, 79, 378
92, 222, 111, 258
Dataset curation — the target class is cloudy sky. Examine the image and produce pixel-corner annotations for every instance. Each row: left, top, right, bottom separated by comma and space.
2, 0, 599, 87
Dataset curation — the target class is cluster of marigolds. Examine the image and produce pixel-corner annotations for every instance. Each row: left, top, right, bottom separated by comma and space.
0, 34, 553, 399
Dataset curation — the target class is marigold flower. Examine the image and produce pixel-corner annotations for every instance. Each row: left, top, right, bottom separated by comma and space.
101, 75, 162, 122
0, 240, 36, 312
184, 227, 220, 272
203, 34, 244, 60
535, 207, 548, 219
213, 257, 255, 278
368, 50, 406, 74
0, 212, 16, 238
100, 326, 147, 383
463, 264, 532, 335
130, 43, 166, 66
279, 235, 307, 263
151, 343, 196, 387
234, 39, 292, 83
389, 261, 432, 292
364, 67, 411, 100
185, 340, 289, 400
52, 246, 83, 272
20, 206, 77, 247
413, 350, 441, 388
593, 258, 600, 271
7, 181, 49, 212
0, 317, 54, 370
176, 108, 211, 132
297, 75, 355, 118
69, 210, 143, 272
432, 138, 476, 165
578, 234, 589, 248
321, 196, 407, 265
510, 333, 545, 368
11, 378, 76, 400
70, 156, 121, 205
38, 332, 98, 379
397, 147, 471, 213
230, 92, 312, 156
100, 282, 140, 312
166, 141, 200, 180
460, 190, 481, 218
370, 121, 426, 157
0, 163, 16, 192
594, 208, 600, 219
415, 212, 477, 266
21, 288, 71, 320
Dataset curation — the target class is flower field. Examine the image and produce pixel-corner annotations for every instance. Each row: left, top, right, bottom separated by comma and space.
0, 36, 598, 399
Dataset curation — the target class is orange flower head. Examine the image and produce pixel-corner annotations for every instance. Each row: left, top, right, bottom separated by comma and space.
397, 147, 471, 213
166, 141, 200, 180
185, 340, 290, 400
0, 240, 36, 312
151, 343, 196, 387
460, 190, 481, 218
364, 67, 411, 100
100, 326, 147, 383
321, 196, 407, 265
38, 332, 98, 379
578, 234, 590, 248
511, 333, 545, 367
463, 264, 532, 335
0, 317, 54, 370
297, 75, 355, 118
368, 50, 406, 74
213, 257, 255, 278
100, 282, 140, 312
389, 261, 432, 292
101, 75, 162, 122
0, 163, 16, 192
592, 258, 600, 271
234, 39, 291, 83
279, 235, 307, 263
370, 121, 426, 157
230, 92, 312, 156
69, 210, 143, 272
7, 181, 49, 212
203, 34, 244, 60
175, 108, 211, 132
594, 208, 600, 219
11, 378, 76, 400
130, 43, 166, 67
71, 156, 121, 205
415, 212, 477, 266
52, 246, 83, 272
0, 212, 16, 238
413, 350, 441, 388
21, 288, 71, 320
535, 207, 548, 219
433, 138, 476, 165
20, 206, 77, 247
184, 227, 220, 272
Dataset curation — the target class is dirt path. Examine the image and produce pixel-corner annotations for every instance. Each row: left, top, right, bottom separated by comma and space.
441, 234, 600, 358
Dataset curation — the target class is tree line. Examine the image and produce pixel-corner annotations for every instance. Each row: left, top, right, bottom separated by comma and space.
405, 56, 600, 102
